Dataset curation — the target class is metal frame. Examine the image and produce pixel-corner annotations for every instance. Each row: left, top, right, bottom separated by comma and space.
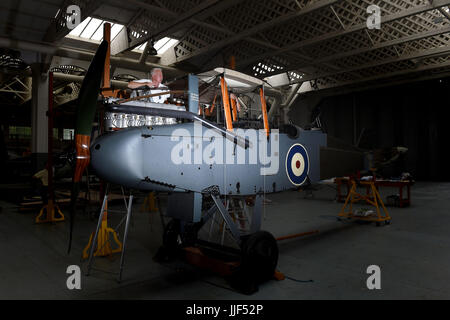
0, 76, 31, 102
86, 188, 134, 283
3, 0, 450, 95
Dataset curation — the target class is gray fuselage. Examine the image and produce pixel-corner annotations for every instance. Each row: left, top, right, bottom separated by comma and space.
90, 122, 327, 195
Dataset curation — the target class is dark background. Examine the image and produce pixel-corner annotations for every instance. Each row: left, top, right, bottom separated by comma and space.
317, 77, 450, 181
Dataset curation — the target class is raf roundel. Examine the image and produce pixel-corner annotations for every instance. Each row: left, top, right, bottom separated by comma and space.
285, 143, 309, 186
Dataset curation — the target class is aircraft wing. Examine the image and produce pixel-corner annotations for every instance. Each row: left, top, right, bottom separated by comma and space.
107, 103, 251, 149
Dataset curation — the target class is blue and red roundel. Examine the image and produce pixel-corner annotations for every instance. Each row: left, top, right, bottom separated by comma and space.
285, 143, 309, 186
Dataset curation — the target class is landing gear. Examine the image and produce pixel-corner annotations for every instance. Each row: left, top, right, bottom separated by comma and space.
231, 231, 279, 295
157, 190, 278, 294
155, 218, 202, 261
163, 219, 180, 249
154, 219, 180, 262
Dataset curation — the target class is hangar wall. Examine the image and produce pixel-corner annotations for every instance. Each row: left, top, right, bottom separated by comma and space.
289, 77, 450, 181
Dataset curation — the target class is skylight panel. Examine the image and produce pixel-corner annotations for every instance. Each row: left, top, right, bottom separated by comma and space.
132, 37, 178, 54
154, 37, 170, 51
111, 24, 124, 41
68, 17, 91, 37
66, 17, 174, 55
156, 38, 178, 54
90, 21, 107, 41
80, 18, 102, 39
67, 17, 125, 43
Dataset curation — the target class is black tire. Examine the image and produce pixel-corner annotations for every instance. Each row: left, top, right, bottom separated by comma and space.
154, 219, 180, 262
240, 231, 278, 284
229, 231, 278, 294
163, 219, 180, 249
181, 222, 201, 247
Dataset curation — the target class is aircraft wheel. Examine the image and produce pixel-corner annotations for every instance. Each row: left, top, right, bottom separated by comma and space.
181, 222, 201, 247
235, 231, 278, 293
154, 219, 180, 262
163, 219, 180, 249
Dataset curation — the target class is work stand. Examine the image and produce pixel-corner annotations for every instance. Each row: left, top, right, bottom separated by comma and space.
85, 186, 134, 283
338, 180, 391, 226
35, 199, 65, 223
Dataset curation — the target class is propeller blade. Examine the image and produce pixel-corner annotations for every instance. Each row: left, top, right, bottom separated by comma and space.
68, 40, 108, 254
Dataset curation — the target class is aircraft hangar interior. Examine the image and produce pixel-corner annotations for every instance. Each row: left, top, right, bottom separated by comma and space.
0, 0, 449, 304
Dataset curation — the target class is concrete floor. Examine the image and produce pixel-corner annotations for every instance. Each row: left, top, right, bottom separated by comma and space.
1, 182, 450, 299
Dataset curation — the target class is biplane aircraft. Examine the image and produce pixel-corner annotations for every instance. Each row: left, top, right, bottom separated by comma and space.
68, 37, 365, 293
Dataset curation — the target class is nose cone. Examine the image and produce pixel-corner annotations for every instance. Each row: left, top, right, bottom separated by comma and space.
91, 128, 144, 188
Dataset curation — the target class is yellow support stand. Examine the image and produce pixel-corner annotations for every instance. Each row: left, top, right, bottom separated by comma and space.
338, 180, 391, 226
35, 199, 65, 223
140, 192, 159, 212
82, 201, 122, 259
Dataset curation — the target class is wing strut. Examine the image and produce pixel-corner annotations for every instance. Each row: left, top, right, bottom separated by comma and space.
259, 86, 270, 138
220, 76, 233, 131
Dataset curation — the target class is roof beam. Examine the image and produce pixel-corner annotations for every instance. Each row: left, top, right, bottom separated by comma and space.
133, 0, 246, 63
294, 45, 450, 83
265, 25, 450, 78
106, 0, 244, 53
128, 0, 223, 49
173, 0, 338, 63
303, 67, 450, 98
304, 58, 450, 93
106, 0, 323, 67
330, 5, 346, 30
192, 18, 316, 68
0, 23, 46, 36
237, 0, 450, 69
0, 36, 184, 76
0, 6, 53, 22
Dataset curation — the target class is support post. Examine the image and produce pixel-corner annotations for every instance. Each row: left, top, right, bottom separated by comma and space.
84, 187, 123, 270
250, 194, 263, 233
259, 86, 270, 137
188, 74, 199, 114
118, 194, 134, 283
102, 23, 113, 97
220, 76, 233, 131
31, 63, 49, 171
230, 96, 238, 121
86, 194, 108, 276
210, 194, 241, 244
35, 71, 64, 223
